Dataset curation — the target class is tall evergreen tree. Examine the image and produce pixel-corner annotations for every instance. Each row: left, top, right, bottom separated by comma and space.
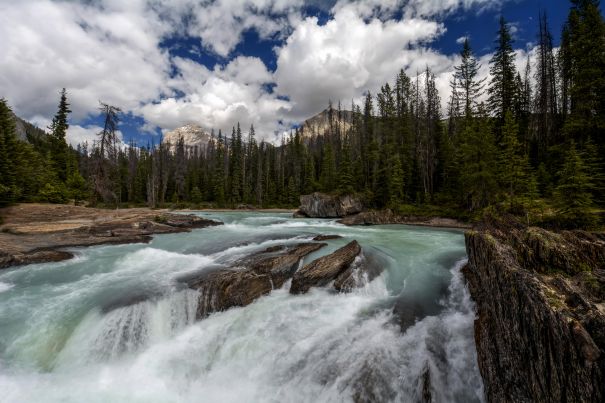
452, 38, 486, 119
498, 111, 533, 209
554, 141, 595, 225
488, 17, 517, 128
533, 11, 559, 157
48, 88, 71, 181
560, 0, 605, 148
458, 105, 498, 211
0, 99, 19, 205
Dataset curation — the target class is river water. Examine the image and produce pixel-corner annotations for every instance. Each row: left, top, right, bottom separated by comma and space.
0, 212, 483, 402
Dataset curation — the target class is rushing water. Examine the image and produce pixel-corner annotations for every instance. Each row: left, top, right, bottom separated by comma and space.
0, 212, 483, 402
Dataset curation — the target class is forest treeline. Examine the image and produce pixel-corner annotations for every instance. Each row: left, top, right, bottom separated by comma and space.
0, 1, 603, 228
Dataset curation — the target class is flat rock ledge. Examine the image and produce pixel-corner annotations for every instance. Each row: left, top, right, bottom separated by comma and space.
290, 240, 362, 294
186, 242, 326, 318
0, 203, 222, 269
338, 210, 470, 229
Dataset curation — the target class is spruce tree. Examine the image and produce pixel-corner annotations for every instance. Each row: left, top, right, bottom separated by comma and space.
48, 88, 71, 181
320, 142, 336, 192
388, 153, 404, 207
337, 137, 354, 195
452, 38, 486, 119
0, 99, 18, 204
561, 0, 605, 147
498, 111, 533, 209
488, 17, 517, 127
457, 105, 498, 211
554, 141, 595, 225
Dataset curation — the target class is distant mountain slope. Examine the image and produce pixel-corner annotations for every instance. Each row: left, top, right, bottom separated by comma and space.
300, 108, 353, 138
163, 124, 212, 152
10, 112, 47, 142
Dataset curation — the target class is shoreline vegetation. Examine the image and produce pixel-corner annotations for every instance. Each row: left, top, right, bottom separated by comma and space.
1, 3, 604, 232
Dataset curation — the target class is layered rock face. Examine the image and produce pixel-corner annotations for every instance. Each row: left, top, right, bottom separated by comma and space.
464, 222, 605, 402
290, 240, 362, 294
163, 124, 212, 153
186, 242, 326, 318
296, 192, 363, 218
0, 204, 222, 269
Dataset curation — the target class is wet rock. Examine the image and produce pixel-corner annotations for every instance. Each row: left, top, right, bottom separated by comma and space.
293, 210, 307, 218
0, 249, 74, 268
297, 192, 363, 218
464, 223, 605, 402
290, 240, 361, 294
102, 291, 159, 313
187, 242, 326, 318
333, 248, 386, 292
339, 210, 470, 228
312, 234, 342, 241
339, 210, 402, 225
0, 203, 223, 269
421, 366, 433, 403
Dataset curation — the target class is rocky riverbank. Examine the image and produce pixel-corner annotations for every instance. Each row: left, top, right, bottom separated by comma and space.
463, 218, 605, 402
0, 203, 222, 269
338, 210, 470, 229
294, 193, 469, 229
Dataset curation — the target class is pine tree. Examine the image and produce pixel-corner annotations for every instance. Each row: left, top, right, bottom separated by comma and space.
337, 137, 354, 195
458, 105, 498, 211
561, 0, 605, 148
488, 17, 517, 127
554, 141, 595, 225
214, 130, 226, 205
388, 153, 404, 207
452, 38, 486, 119
533, 11, 559, 155
320, 142, 336, 192
498, 111, 533, 209
0, 99, 18, 204
48, 88, 71, 181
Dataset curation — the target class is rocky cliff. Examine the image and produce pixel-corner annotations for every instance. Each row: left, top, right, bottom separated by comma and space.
300, 108, 353, 139
163, 124, 212, 153
463, 220, 605, 402
296, 192, 363, 218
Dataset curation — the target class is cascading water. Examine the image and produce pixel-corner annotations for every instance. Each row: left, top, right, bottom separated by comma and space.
0, 212, 484, 402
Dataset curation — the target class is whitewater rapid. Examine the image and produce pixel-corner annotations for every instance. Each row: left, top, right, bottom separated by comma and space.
0, 212, 483, 402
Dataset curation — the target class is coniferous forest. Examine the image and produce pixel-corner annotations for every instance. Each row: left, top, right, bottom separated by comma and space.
1, 2, 604, 228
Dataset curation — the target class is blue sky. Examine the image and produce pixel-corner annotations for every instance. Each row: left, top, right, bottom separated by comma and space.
0, 0, 585, 145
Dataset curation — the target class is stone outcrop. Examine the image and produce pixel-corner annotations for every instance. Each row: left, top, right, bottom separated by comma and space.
296, 192, 363, 218
0, 203, 222, 269
290, 240, 361, 294
163, 124, 212, 153
186, 242, 326, 318
463, 220, 605, 402
333, 247, 385, 292
312, 234, 342, 241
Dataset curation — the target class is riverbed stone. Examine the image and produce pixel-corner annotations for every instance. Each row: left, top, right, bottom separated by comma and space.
187, 242, 326, 318
290, 240, 362, 294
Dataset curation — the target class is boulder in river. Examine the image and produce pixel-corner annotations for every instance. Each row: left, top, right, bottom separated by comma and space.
290, 240, 361, 294
312, 234, 342, 241
296, 192, 363, 218
333, 247, 386, 292
186, 242, 326, 318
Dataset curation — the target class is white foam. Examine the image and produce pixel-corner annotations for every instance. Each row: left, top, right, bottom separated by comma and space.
0, 282, 14, 293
